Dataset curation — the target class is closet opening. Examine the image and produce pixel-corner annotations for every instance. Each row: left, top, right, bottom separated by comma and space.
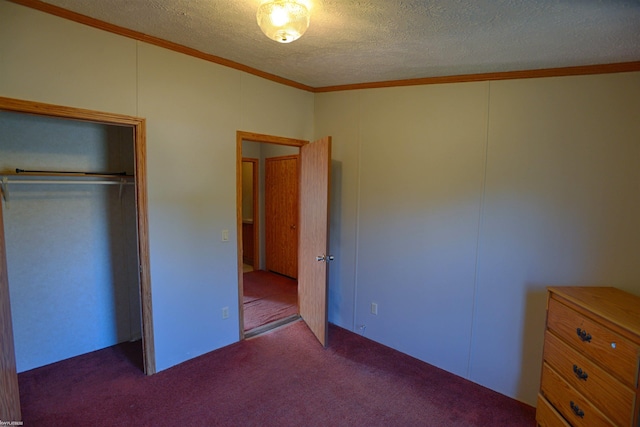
0, 97, 155, 419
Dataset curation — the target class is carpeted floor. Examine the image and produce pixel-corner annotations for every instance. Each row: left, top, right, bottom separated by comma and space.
17, 320, 536, 426
243, 270, 298, 331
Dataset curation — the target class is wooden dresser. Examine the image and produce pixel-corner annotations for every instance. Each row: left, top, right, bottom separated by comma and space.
537, 287, 640, 427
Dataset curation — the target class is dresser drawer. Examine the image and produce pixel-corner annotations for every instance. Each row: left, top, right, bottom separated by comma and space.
547, 297, 640, 388
537, 394, 571, 427
541, 362, 615, 427
543, 331, 635, 426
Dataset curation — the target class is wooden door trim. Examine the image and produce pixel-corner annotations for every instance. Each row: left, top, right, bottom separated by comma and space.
236, 131, 308, 339
237, 131, 308, 148
241, 158, 259, 270
0, 189, 20, 420
266, 154, 300, 160
0, 97, 156, 377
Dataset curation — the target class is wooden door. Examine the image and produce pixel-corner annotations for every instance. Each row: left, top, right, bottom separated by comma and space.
0, 197, 21, 421
298, 136, 331, 347
265, 155, 299, 279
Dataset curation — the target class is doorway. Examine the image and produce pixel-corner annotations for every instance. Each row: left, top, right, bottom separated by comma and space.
0, 97, 155, 421
236, 131, 332, 345
240, 143, 301, 335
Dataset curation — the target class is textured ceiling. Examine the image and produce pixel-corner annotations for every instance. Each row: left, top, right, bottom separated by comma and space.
39, 0, 640, 88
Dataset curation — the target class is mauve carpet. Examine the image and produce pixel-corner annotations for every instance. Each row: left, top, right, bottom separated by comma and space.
18, 320, 535, 426
243, 270, 298, 331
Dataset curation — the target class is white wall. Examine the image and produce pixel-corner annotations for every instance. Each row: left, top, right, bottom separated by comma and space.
470, 74, 640, 402
317, 82, 490, 379
0, 112, 140, 372
314, 92, 361, 329
315, 72, 640, 405
0, 1, 314, 372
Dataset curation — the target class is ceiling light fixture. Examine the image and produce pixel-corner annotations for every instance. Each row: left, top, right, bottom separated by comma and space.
257, 0, 310, 44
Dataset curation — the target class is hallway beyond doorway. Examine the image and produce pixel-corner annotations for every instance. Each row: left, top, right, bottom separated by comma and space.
243, 270, 297, 332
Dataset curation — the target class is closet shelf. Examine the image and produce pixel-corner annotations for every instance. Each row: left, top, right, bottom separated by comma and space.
1, 171, 135, 204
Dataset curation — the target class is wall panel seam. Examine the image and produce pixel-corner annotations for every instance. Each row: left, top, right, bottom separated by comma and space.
466, 82, 492, 378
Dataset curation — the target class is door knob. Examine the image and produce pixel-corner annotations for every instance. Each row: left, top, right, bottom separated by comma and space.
316, 254, 335, 262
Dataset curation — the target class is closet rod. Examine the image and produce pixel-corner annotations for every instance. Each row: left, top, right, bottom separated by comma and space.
1, 177, 133, 204
16, 168, 128, 176
2, 180, 133, 185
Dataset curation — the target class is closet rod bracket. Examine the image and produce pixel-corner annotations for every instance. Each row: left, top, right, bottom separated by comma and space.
118, 178, 126, 201
1, 176, 9, 205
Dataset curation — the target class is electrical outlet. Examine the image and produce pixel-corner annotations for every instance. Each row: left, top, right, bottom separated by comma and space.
371, 302, 378, 315
222, 306, 229, 319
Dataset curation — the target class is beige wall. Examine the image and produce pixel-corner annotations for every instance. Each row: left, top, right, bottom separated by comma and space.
315, 72, 640, 405
0, 1, 137, 114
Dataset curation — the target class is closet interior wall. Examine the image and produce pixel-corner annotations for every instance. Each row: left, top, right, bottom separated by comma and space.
0, 111, 141, 373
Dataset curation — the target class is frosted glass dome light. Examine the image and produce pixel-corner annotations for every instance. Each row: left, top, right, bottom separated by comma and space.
257, 0, 310, 43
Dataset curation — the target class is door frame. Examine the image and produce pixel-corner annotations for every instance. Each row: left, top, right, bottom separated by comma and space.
236, 131, 308, 338
0, 97, 156, 376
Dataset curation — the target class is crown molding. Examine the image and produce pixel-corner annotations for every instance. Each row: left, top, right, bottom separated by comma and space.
314, 61, 640, 92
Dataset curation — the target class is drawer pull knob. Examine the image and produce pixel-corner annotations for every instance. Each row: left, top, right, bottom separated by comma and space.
570, 401, 585, 418
576, 328, 592, 342
572, 364, 588, 380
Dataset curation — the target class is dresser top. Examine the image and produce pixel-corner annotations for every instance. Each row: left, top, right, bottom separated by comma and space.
548, 286, 640, 339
